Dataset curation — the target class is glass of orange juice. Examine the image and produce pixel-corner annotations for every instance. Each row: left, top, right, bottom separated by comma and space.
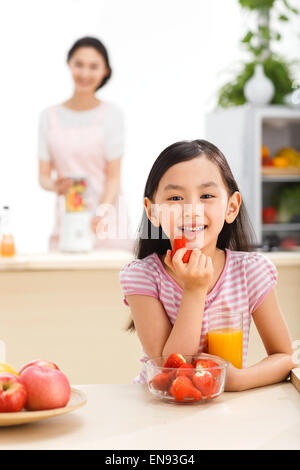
207, 308, 243, 369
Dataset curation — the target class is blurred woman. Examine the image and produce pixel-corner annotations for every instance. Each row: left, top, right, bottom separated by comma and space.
38, 36, 133, 252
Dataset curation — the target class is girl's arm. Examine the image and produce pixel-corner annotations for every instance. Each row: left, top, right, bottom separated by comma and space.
126, 248, 213, 363
162, 287, 207, 358
126, 295, 172, 362
226, 287, 297, 391
161, 248, 213, 357
126, 288, 207, 364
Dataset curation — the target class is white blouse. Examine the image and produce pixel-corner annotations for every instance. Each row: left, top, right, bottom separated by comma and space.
37, 101, 125, 162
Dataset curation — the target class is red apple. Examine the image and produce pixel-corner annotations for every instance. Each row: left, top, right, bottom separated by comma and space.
0, 373, 27, 412
20, 366, 71, 411
19, 359, 60, 376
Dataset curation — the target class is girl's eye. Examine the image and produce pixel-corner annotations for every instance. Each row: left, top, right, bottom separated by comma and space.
168, 196, 183, 201
201, 194, 214, 199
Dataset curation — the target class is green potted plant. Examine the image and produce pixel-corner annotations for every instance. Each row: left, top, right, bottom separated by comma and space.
217, 0, 300, 108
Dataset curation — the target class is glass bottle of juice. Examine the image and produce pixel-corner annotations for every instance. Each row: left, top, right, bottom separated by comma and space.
0, 206, 15, 257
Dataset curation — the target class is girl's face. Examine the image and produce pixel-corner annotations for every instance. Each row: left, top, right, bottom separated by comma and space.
144, 156, 241, 251
68, 47, 109, 93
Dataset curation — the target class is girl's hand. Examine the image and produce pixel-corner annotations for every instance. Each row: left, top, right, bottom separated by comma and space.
54, 177, 73, 195
164, 247, 214, 292
224, 363, 243, 391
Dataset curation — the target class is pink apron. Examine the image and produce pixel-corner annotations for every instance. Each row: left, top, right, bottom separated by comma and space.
46, 103, 134, 252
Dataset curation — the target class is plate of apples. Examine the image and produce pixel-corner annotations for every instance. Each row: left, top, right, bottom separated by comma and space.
0, 360, 87, 426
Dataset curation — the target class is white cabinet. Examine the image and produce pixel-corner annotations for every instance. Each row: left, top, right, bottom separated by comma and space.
205, 104, 300, 250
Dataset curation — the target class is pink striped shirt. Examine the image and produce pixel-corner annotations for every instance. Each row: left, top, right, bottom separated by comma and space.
119, 248, 277, 384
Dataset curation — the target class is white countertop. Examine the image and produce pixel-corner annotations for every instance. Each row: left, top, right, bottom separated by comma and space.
1, 380, 299, 450
0, 249, 299, 271
0, 249, 134, 271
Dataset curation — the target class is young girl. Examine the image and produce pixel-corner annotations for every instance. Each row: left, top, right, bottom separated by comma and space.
119, 139, 296, 391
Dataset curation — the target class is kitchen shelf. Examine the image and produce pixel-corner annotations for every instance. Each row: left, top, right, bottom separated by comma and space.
262, 174, 300, 183
205, 105, 300, 250
262, 166, 300, 176
262, 223, 300, 231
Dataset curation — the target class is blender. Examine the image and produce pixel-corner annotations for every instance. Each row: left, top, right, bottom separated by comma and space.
59, 176, 95, 253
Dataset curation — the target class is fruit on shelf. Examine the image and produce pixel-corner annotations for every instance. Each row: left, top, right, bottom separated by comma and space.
0, 373, 27, 412
262, 146, 300, 168
261, 145, 273, 167
272, 156, 289, 168
261, 145, 270, 160
276, 147, 300, 167
262, 207, 277, 224
0, 362, 19, 376
280, 237, 298, 249
19, 365, 71, 411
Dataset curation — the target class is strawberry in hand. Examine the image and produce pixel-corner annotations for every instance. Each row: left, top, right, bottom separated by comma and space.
171, 236, 192, 263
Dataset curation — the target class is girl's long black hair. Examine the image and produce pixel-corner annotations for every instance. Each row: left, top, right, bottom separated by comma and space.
126, 139, 257, 331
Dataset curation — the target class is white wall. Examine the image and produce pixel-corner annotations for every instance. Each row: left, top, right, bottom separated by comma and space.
0, 0, 299, 253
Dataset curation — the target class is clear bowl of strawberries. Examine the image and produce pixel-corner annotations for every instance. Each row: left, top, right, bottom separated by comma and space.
145, 353, 228, 403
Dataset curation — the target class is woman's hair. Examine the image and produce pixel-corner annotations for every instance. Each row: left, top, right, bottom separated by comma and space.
126, 139, 257, 331
67, 36, 112, 90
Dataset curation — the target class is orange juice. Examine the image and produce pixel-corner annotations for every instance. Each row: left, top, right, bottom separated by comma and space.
208, 328, 243, 368
0, 234, 15, 257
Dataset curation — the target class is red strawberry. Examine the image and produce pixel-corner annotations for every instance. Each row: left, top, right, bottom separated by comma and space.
167, 369, 177, 382
163, 353, 186, 369
150, 372, 172, 391
192, 370, 214, 397
169, 376, 202, 402
175, 363, 195, 379
171, 236, 192, 263
206, 379, 221, 399
193, 358, 221, 377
